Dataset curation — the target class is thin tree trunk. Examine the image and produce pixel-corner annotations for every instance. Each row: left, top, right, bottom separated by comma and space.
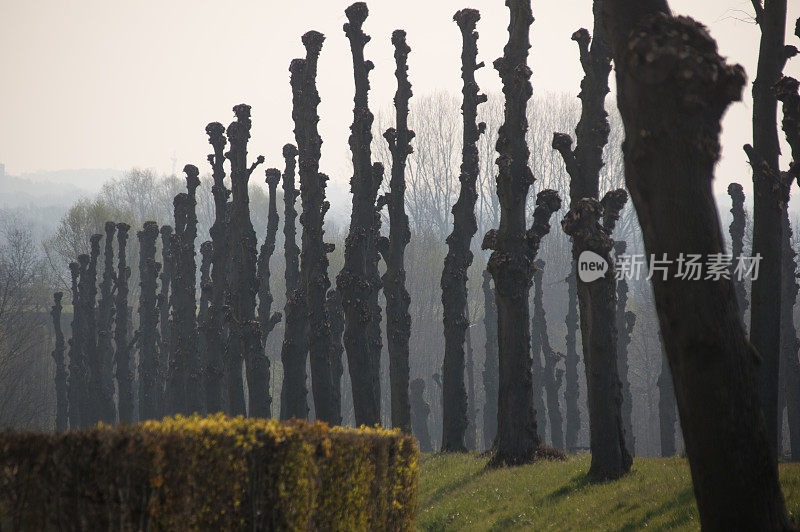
81, 234, 101, 426
379, 29, 414, 433
614, 240, 636, 454
657, 344, 676, 457
137, 221, 161, 421
603, 2, 790, 526
157, 225, 173, 412
204, 123, 229, 414
534, 260, 564, 450
727, 183, 748, 322
95, 222, 116, 424
326, 288, 345, 422
51, 292, 68, 431
198, 240, 212, 414
410, 378, 433, 452
114, 224, 133, 424
338, 2, 385, 427
67, 261, 83, 428
530, 261, 548, 439
481, 270, 498, 450
224, 107, 266, 418
279, 142, 308, 421
564, 261, 580, 452
441, 8, 486, 452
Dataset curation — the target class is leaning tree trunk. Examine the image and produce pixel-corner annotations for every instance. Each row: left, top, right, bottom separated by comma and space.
51, 292, 68, 431
254, 169, 283, 418
225, 106, 267, 418
483, 0, 563, 467
67, 262, 83, 428
777, 75, 800, 460
727, 183, 748, 323
114, 223, 133, 424
291, 32, 340, 424
376, 29, 414, 433
747, 0, 788, 456
614, 240, 636, 455
530, 261, 549, 439
81, 234, 102, 426
441, 8, 486, 452
657, 339, 677, 457
481, 269, 498, 450
167, 165, 203, 415
603, 2, 790, 526
410, 378, 433, 453
204, 123, 230, 413
564, 262, 580, 452
95, 222, 116, 424
158, 224, 173, 410
337, 2, 385, 427
278, 143, 308, 420
137, 221, 162, 421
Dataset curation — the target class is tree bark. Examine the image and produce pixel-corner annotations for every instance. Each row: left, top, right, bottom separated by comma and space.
440, 8, 486, 452
325, 288, 345, 423
614, 240, 636, 454
410, 378, 433, 453
278, 142, 308, 421
481, 270, 498, 450
95, 222, 116, 424
81, 234, 102, 426
51, 292, 68, 431
603, 2, 790, 526
376, 29, 414, 433
198, 240, 212, 415
67, 261, 83, 429
137, 221, 162, 421
114, 223, 132, 425
727, 183, 748, 323
564, 261, 580, 452
533, 260, 564, 450
157, 224, 173, 412
338, 2, 385, 427
204, 122, 229, 414
657, 340, 677, 457
530, 261, 549, 439
224, 106, 266, 418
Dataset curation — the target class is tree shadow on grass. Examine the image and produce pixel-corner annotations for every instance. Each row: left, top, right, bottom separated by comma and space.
618, 486, 696, 531
422, 461, 488, 508
544, 471, 594, 502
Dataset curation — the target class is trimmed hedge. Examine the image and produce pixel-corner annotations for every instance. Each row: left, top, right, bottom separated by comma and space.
0, 414, 418, 530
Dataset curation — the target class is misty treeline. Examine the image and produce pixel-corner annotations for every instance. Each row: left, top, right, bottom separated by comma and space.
4, 0, 800, 525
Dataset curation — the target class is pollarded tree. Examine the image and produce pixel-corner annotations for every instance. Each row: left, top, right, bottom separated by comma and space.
114, 223, 132, 424
410, 378, 433, 452
533, 259, 563, 449
95, 221, 116, 424
278, 142, 308, 420
198, 240, 212, 412
603, 1, 789, 525
158, 224, 173, 409
337, 2, 385, 427
727, 183, 748, 322
326, 288, 345, 420
81, 234, 102, 425
657, 337, 677, 457
67, 261, 83, 428
481, 269, 498, 450
564, 264, 580, 452
137, 221, 161, 421
441, 8, 486, 451
224, 106, 267, 418
51, 292, 68, 431
378, 29, 414, 433
204, 123, 230, 414
292, 31, 340, 424
614, 240, 635, 453
530, 261, 548, 437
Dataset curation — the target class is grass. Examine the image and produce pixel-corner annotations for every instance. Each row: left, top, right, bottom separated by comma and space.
417, 453, 800, 531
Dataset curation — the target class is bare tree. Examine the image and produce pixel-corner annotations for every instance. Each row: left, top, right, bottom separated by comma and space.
727, 183, 748, 322
51, 292, 67, 431
114, 223, 132, 424
137, 221, 161, 421
481, 269, 498, 450
95, 222, 116, 424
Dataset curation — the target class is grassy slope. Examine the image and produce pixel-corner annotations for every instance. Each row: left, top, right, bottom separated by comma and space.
417, 453, 800, 531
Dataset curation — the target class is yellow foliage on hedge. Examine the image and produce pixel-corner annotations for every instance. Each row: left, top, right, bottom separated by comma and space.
0, 414, 418, 530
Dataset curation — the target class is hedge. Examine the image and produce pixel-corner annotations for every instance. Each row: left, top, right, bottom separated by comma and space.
0, 414, 418, 530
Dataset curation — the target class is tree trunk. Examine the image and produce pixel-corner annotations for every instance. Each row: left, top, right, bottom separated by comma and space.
204, 123, 229, 414
255, 169, 283, 418
410, 378, 433, 453
67, 261, 83, 429
51, 292, 68, 431
534, 260, 564, 450
481, 270, 498, 450
657, 342, 676, 457
603, 3, 790, 526
378, 29, 414, 434
748, 0, 788, 456
198, 240, 212, 414
614, 240, 636, 454
564, 261, 580, 452
224, 106, 266, 418
137, 221, 162, 421
158, 225, 173, 412
338, 2, 385, 427
95, 222, 116, 424
114, 223, 132, 425
278, 142, 308, 421
727, 183, 748, 323
81, 234, 101, 426
326, 288, 345, 422
562, 194, 631, 480
530, 261, 549, 440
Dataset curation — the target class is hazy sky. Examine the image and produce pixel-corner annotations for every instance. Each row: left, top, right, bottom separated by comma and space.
1, 0, 799, 200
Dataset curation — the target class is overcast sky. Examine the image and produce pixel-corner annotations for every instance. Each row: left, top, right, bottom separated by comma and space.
1, 0, 799, 201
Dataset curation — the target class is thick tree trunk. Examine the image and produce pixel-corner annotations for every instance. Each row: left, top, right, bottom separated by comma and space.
657, 342, 677, 457
224, 106, 266, 418
727, 183, 748, 323
51, 292, 68, 431
564, 261, 580, 452
464, 305, 478, 450
204, 123, 229, 414
278, 143, 309, 421
81, 234, 102, 426
67, 262, 83, 429
562, 195, 631, 480
114, 224, 132, 425
603, 3, 790, 526
95, 222, 116, 424
378, 29, 414, 434
614, 240, 636, 454
137, 221, 162, 421
441, 8, 486, 452
291, 32, 340, 425
337, 2, 385, 427
157, 224, 173, 411
254, 169, 283, 418
481, 270, 498, 450
410, 378, 433, 453
326, 288, 345, 421
530, 261, 549, 439
748, 0, 788, 456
